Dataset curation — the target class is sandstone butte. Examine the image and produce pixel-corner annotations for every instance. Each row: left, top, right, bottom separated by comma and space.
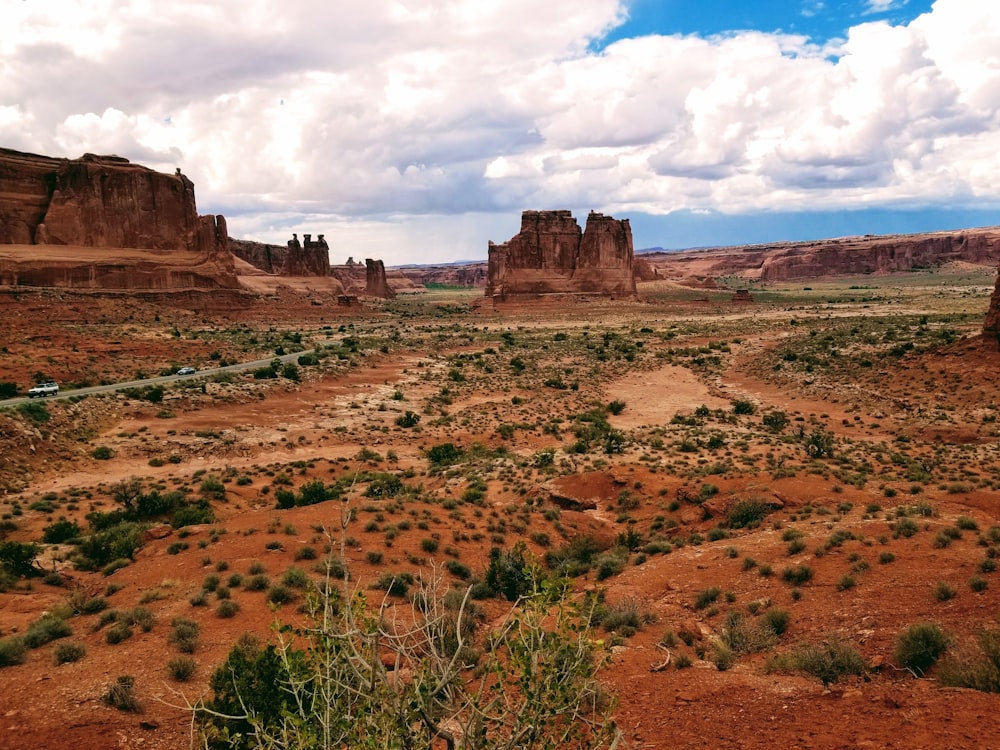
0, 147, 400, 300
486, 210, 637, 298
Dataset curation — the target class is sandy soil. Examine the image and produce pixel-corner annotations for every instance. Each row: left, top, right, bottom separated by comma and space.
2, 282, 1000, 749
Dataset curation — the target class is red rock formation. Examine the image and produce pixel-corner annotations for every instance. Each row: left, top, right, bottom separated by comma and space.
0, 147, 238, 289
639, 227, 1000, 283
984, 270, 1000, 348
365, 258, 395, 299
486, 210, 636, 298
229, 234, 331, 277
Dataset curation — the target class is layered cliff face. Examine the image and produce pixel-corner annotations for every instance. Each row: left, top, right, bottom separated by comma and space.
984, 271, 1000, 348
486, 210, 636, 297
230, 234, 331, 277
365, 258, 395, 299
0, 147, 238, 289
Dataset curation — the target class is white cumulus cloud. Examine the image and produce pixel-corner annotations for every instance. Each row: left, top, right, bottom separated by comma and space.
1, 0, 998, 263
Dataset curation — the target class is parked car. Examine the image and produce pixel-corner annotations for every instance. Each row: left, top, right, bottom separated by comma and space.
28, 382, 59, 398
176, 367, 197, 376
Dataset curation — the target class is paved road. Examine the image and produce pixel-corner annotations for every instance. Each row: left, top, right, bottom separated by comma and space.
0, 342, 336, 408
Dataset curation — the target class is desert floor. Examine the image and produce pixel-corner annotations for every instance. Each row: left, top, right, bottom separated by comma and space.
1, 271, 1000, 749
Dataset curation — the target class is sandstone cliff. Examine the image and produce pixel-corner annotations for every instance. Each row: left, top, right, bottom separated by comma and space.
0, 147, 238, 290
984, 271, 1000, 348
486, 210, 636, 298
640, 227, 1000, 283
230, 234, 331, 277
365, 258, 395, 299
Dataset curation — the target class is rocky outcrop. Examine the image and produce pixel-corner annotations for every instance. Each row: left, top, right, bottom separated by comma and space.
365, 258, 395, 299
0, 147, 238, 289
396, 263, 488, 288
639, 227, 1000, 284
486, 210, 636, 298
984, 271, 1000, 347
230, 234, 331, 276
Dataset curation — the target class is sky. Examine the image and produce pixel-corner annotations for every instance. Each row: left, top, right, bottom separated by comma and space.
3, 0, 999, 265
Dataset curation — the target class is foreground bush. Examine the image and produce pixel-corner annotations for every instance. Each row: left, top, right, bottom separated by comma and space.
938, 625, 1000, 692
198, 574, 620, 750
767, 637, 866, 687
894, 622, 950, 677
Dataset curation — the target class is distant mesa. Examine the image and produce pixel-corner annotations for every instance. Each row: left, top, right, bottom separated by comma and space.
486, 210, 636, 299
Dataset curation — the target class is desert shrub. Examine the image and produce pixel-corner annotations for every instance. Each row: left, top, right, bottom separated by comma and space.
246, 574, 270, 591
267, 583, 295, 605
802, 429, 835, 458
54, 641, 86, 664
727, 498, 772, 529
594, 551, 627, 581
76, 522, 143, 569
484, 542, 532, 602
168, 656, 197, 681
91, 446, 114, 460
364, 473, 404, 499
0, 381, 18, 398
426, 442, 462, 467
24, 613, 72, 648
938, 626, 1000, 692
170, 617, 200, 654
761, 609, 791, 636
694, 586, 721, 610
172, 500, 215, 528
0, 541, 41, 577
217, 600, 240, 618
768, 638, 866, 687
294, 546, 317, 562
395, 411, 421, 428
895, 622, 950, 677
277, 567, 308, 591
18, 401, 50, 423
545, 535, 602, 578
444, 559, 471, 580
782, 564, 814, 586
718, 610, 778, 655
0, 636, 27, 667
761, 410, 788, 432
371, 571, 414, 598
934, 581, 957, 601
590, 596, 645, 637
105, 622, 134, 645
420, 538, 439, 554
43, 518, 83, 544
103, 675, 141, 712
607, 400, 626, 415
732, 399, 756, 415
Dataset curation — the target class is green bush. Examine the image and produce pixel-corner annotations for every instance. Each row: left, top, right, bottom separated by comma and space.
77, 522, 143, 569
0, 541, 40, 577
694, 586, 721, 610
91, 446, 114, 460
103, 675, 141, 712
54, 641, 86, 664
24, 614, 72, 648
217, 599, 240, 618
0, 636, 27, 667
42, 518, 82, 544
170, 617, 200, 654
395, 411, 421, 428
727, 499, 772, 528
17, 401, 50, 423
168, 656, 197, 681
768, 638, 866, 687
895, 622, 950, 677
938, 626, 1000, 692
426, 442, 462, 467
